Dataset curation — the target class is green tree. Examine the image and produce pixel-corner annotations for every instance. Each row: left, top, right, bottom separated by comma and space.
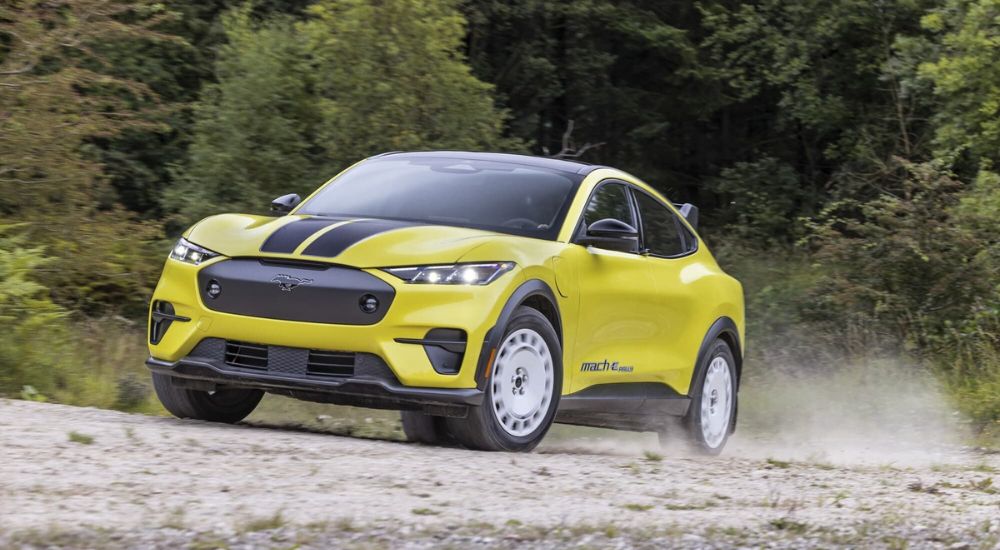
708, 157, 803, 243
700, 0, 936, 196
0, 0, 174, 314
918, 0, 1000, 171
164, 8, 321, 222
170, 0, 513, 223
462, 1, 712, 196
305, 0, 515, 167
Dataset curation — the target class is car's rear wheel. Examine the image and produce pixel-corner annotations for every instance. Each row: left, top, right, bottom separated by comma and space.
446, 306, 562, 452
400, 411, 453, 445
152, 373, 263, 424
660, 339, 737, 455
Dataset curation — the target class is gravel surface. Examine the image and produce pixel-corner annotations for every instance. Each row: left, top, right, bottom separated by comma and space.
1, 399, 998, 548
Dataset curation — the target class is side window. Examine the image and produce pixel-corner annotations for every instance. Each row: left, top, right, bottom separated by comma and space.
634, 191, 689, 257
583, 183, 635, 228
678, 222, 697, 254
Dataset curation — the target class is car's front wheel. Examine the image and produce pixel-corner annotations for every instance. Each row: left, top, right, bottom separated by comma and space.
446, 306, 562, 452
152, 373, 263, 424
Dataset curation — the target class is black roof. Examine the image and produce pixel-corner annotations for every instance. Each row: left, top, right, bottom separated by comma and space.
370, 151, 604, 175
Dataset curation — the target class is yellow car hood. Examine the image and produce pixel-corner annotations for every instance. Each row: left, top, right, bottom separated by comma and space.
185, 213, 527, 268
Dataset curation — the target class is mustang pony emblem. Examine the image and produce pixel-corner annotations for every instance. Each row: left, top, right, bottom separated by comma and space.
271, 274, 314, 292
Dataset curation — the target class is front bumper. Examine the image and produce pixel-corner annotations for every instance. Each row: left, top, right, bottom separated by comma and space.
146, 346, 483, 412
148, 256, 522, 390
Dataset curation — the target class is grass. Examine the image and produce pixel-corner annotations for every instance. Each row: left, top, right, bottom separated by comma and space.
162, 506, 187, 530
643, 450, 664, 462
67, 431, 94, 445
768, 518, 810, 534
3, 323, 162, 414
238, 511, 286, 533
664, 502, 712, 511
410, 508, 440, 516
622, 503, 654, 512
969, 477, 996, 493
188, 537, 230, 550
4, 514, 994, 549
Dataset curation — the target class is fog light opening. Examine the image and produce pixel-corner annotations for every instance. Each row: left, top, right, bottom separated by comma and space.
359, 294, 379, 314
206, 279, 222, 299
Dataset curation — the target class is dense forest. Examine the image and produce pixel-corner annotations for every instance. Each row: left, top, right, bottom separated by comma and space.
1, 0, 997, 436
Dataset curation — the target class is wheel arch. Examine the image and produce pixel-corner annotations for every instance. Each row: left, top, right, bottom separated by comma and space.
696, 316, 743, 388
688, 316, 743, 437
474, 279, 561, 390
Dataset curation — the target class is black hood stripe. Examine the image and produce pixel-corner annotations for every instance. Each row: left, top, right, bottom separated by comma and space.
259, 218, 351, 253
301, 219, 416, 257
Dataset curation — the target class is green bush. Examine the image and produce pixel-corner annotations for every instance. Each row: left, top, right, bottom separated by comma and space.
0, 225, 159, 412
0, 225, 71, 397
717, 161, 1000, 436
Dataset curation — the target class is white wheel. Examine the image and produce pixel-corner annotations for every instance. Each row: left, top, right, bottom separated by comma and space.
446, 306, 562, 451
490, 328, 554, 437
662, 339, 738, 455
700, 356, 733, 449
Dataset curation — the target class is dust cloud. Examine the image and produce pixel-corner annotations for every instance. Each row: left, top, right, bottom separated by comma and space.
730, 358, 971, 466
543, 358, 973, 466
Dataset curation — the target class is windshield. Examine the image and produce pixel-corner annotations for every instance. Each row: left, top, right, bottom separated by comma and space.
297, 156, 582, 239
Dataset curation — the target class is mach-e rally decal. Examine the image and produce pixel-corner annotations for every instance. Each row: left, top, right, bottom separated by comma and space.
580, 360, 634, 373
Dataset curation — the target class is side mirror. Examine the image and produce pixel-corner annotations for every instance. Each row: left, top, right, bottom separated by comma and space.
576, 218, 639, 252
271, 193, 301, 214
674, 203, 699, 231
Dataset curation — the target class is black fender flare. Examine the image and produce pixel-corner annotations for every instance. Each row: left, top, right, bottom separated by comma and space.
691, 316, 742, 433
693, 316, 742, 386
474, 279, 561, 390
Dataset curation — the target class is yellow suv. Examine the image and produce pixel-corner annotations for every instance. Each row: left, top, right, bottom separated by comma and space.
147, 152, 744, 453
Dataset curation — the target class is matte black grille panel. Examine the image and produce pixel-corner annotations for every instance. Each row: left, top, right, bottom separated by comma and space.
197, 259, 395, 325
307, 351, 356, 378
224, 341, 268, 370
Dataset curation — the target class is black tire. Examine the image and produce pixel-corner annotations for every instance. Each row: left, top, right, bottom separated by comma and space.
400, 411, 453, 445
152, 373, 263, 424
661, 339, 737, 455
446, 306, 562, 452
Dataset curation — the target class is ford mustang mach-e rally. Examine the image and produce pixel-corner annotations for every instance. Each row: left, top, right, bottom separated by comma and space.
147, 152, 744, 454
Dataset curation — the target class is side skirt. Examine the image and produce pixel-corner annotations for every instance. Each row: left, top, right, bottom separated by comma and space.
555, 382, 689, 432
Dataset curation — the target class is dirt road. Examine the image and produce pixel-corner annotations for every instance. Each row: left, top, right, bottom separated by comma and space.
1, 399, 998, 548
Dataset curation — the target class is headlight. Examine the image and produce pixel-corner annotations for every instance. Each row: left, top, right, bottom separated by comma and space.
383, 262, 515, 285
169, 238, 220, 265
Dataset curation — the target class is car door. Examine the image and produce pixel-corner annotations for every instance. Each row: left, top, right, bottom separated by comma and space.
631, 188, 701, 394
562, 180, 659, 394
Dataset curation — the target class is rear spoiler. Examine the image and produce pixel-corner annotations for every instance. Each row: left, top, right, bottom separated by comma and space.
673, 203, 699, 231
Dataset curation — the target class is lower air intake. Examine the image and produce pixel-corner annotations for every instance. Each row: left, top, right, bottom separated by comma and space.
307, 350, 355, 378
224, 341, 268, 370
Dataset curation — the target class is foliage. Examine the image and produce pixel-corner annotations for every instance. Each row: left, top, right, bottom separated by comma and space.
0, 0, 172, 315
167, 0, 515, 224
164, 8, 321, 223
806, 160, 976, 347
0, 226, 157, 411
306, 0, 518, 163
0, 225, 72, 399
463, 1, 711, 195
918, 0, 1000, 170
708, 157, 803, 242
